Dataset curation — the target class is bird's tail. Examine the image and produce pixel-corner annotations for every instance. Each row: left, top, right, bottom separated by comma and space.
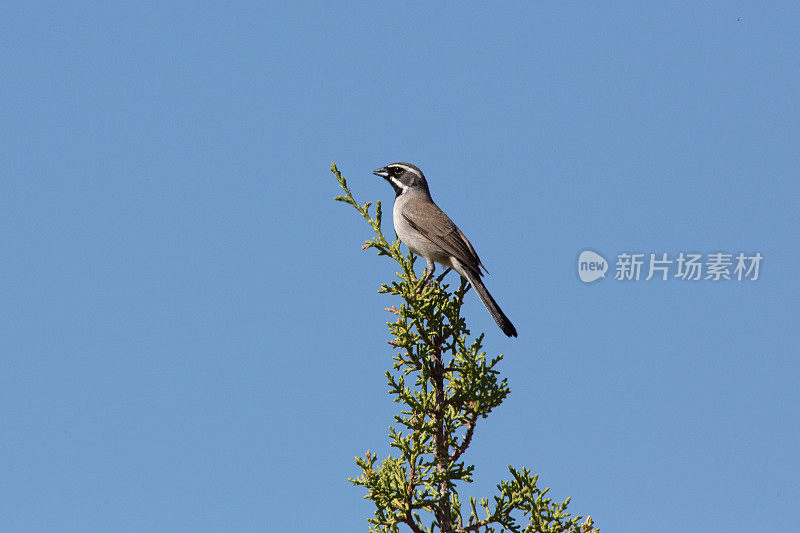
465, 270, 518, 338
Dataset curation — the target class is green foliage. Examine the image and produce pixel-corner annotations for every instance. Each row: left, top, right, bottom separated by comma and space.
331, 162, 597, 533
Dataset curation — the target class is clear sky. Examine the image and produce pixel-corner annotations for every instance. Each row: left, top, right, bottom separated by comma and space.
1, 2, 798, 531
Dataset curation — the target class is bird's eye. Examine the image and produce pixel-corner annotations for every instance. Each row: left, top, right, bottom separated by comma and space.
389, 167, 398, 175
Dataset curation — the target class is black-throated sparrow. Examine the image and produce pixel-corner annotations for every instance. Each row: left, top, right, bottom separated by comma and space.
373, 162, 518, 338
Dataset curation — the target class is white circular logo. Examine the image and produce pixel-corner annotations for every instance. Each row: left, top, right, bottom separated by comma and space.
578, 250, 608, 283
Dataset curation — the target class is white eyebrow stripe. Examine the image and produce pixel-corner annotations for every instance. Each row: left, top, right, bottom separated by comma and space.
388, 163, 419, 175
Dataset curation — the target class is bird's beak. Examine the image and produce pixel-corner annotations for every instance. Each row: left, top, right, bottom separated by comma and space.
373, 167, 389, 178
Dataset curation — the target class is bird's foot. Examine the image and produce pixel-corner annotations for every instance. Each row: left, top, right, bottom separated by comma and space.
417, 272, 433, 291
435, 267, 453, 284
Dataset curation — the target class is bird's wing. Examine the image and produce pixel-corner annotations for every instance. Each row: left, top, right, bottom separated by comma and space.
401, 196, 486, 276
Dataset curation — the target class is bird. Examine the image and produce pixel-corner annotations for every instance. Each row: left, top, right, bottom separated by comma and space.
373, 162, 517, 337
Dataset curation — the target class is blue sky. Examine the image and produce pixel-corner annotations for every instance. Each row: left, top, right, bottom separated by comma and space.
1, 2, 798, 531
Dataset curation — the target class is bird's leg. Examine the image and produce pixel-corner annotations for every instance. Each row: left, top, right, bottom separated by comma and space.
435, 267, 453, 283
420, 258, 436, 288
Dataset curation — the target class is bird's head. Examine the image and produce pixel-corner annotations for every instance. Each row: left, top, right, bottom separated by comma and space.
373, 162, 430, 196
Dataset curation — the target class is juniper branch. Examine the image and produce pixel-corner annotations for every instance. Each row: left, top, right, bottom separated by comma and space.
332, 162, 597, 533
